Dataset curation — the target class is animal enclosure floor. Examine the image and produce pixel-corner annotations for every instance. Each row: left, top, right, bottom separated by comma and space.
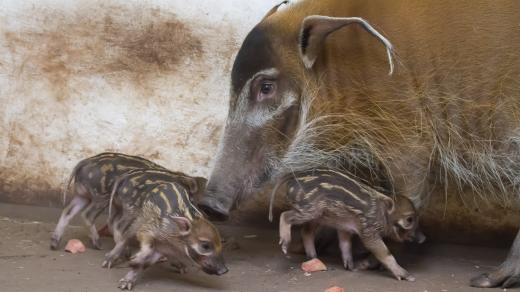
0, 203, 510, 292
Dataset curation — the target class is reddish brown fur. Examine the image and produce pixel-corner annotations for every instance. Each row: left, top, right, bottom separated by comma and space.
203, 0, 520, 288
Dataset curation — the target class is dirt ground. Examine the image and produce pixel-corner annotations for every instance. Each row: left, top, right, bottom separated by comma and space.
0, 203, 510, 292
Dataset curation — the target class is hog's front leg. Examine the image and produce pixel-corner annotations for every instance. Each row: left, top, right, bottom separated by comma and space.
471, 230, 520, 288
361, 235, 415, 281
337, 230, 355, 271
279, 210, 312, 254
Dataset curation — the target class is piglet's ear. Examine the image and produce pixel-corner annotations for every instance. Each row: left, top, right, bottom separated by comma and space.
185, 178, 199, 195
171, 216, 192, 236
299, 15, 395, 74
195, 177, 208, 190
382, 196, 395, 214
194, 177, 208, 195
261, 1, 289, 21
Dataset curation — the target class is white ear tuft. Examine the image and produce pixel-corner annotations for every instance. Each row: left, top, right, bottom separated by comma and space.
262, 1, 290, 21
298, 15, 395, 74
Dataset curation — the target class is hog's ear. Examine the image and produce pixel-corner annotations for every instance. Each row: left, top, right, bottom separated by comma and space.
171, 216, 192, 236
298, 15, 395, 74
261, 1, 289, 21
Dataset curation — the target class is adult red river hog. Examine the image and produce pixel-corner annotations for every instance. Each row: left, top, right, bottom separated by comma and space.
199, 0, 520, 288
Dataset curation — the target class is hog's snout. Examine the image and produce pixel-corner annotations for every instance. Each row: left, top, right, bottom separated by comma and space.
199, 182, 238, 220
198, 196, 231, 221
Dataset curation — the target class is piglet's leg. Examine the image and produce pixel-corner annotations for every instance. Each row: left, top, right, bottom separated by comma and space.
168, 257, 189, 274
50, 196, 89, 250
119, 250, 162, 291
104, 217, 136, 268
279, 210, 312, 255
102, 237, 129, 269
301, 222, 319, 259
82, 201, 106, 250
118, 233, 160, 290
337, 230, 355, 271
361, 236, 415, 282
279, 211, 292, 254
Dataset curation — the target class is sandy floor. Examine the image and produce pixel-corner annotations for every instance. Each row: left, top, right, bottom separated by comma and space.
0, 203, 509, 292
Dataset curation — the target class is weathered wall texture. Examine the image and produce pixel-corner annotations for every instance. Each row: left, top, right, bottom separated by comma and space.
0, 0, 281, 207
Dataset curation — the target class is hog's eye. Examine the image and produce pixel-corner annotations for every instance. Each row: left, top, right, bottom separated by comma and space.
261, 83, 274, 94
254, 79, 277, 102
406, 216, 414, 224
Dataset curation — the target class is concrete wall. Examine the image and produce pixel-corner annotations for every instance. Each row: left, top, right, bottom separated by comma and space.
0, 0, 282, 207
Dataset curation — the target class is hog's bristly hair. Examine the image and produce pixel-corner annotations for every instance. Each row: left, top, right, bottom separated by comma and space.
276, 73, 520, 208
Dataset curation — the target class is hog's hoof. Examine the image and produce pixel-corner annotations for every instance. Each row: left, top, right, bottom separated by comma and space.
471, 271, 520, 288
118, 278, 135, 290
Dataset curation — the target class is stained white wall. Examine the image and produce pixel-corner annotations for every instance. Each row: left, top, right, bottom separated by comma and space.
0, 0, 282, 206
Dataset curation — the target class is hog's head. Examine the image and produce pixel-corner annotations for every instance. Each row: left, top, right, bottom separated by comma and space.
200, 2, 395, 218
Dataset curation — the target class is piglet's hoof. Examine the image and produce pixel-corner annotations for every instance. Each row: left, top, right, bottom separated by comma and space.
118, 278, 135, 290
398, 273, 416, 282
343, 258, 356, 271
170, 262, 188, 274
50, 237, 60, 250
102, 259, 114, 269
92, 239, 103, 250
279, 237, 290, 255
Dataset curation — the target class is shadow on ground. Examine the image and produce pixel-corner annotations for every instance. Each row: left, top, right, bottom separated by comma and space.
0, 203, 507, 292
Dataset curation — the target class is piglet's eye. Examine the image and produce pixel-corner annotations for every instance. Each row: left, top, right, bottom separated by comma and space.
200, 241, 212, 251
406, 217, 414, 224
